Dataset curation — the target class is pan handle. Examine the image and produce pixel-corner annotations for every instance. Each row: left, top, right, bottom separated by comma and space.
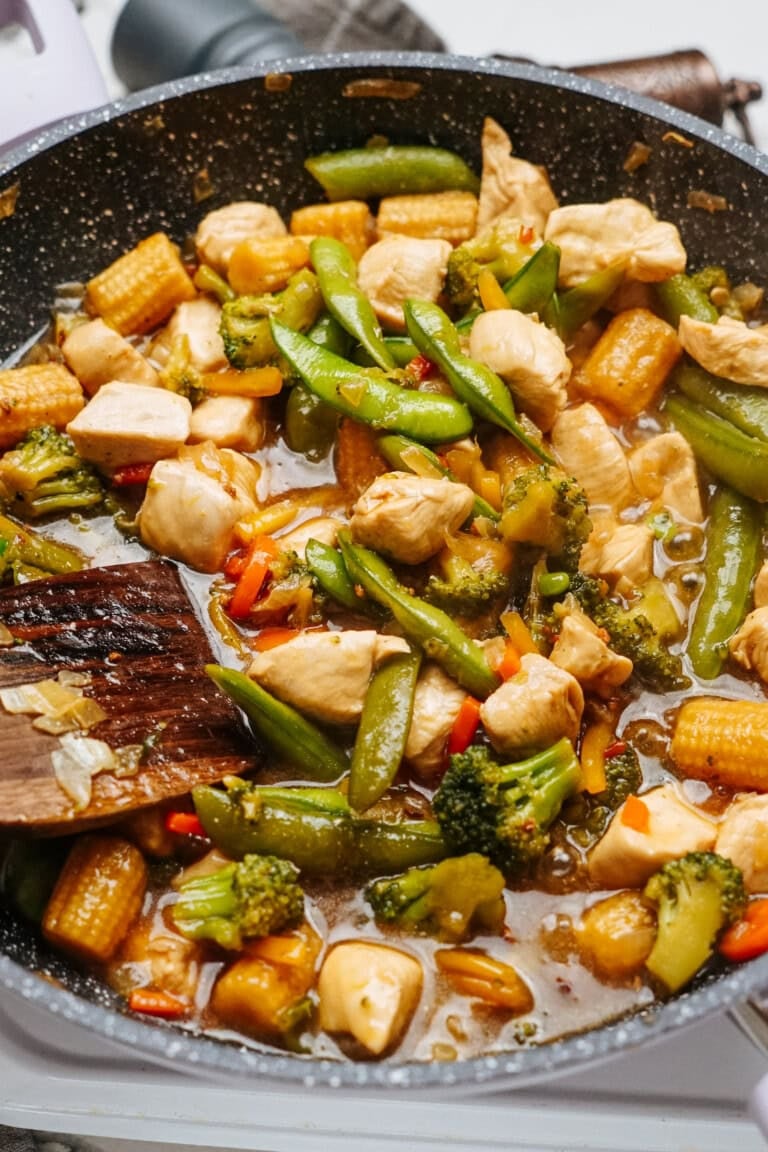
729, 999, 768, 1138
0, 0, 108, 153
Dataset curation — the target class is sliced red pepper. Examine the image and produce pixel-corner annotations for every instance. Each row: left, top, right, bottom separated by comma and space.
128, 988, 188, 1019
406, 354, 437, 382
228, 536, 278, 620
719, 898, 768, 963
111, 462, 154, 487
165, 811, 207, 838
604, 740, 628, 759
224, 549, 249, 580
448, 696, 481, 756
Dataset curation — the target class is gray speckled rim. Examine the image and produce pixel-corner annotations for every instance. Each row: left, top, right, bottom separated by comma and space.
3, 51, 768, 1090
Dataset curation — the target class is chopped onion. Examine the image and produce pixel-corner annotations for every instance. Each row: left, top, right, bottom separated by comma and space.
399, 445, 444, 479
51, 734, 117, 812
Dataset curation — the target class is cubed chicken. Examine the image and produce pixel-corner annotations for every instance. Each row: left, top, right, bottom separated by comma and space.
118, 923, 202, 1001
138, 442, 259, 573
317, 941, 423, 1055
404, 662, 468, 777
154, 296, 228, 373
628, 432, 703, 524
579, 521, 654, 597
754, 561, 768, 608
357, 236, 452, 331
678, 314, 768, 387
188, 396, 264, 452
350, 472, 475, 564
549, 605, 633, 697
544, 198, 686, 288
66, 381, 191, 472
62, 318, 160, 395
277, 516, 342, 560
479, 652, 583, 757
729, 606, 768, 683
248, 630, 411, 725
588, 784, 717, 889
469, 309, 571, 432
476, 117, 558, 234
550, 403, 634, 513
195, 201, 287, 274
716, 793, 768, 893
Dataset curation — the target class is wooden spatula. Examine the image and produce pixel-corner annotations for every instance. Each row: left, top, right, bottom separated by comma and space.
0, 560, 256, 832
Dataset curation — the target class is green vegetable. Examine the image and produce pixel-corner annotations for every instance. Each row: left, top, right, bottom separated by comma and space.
1, 838, 67, 922
403, 298, 551, 462
538, 571, 570, 597
674, 360, 768, 442
0, 512, 84, 580
193, 264, 236, 304
366, 853, 506, 942
310, 237, 394, 371
305, 537, 367, 613
305, 145, 479, 202
643, 851, 746, 992
354, 819, 447, 873
654, 273, 719, 326
500, 464, 592, 574
423, 550, 511, 619
446, 218, 536, 315
171, 854, 304, 949
349, 647, 421, 812
270, 321, 473, 444
503, 242, 560, 314
665, 393, 768, 503
376, 433, 499, 522
220, 268, 323, 368
283, 314, 349, 459
433, 739, 581, 876
687, 485, 762, 679
0, 425, 103, 518
338, 531, 500, 698
560, 744, 642, 847
545, 261, 627, 340
206, 665, 347, 783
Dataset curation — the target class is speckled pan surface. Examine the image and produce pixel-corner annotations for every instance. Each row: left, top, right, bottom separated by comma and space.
3, 51, 768, 1088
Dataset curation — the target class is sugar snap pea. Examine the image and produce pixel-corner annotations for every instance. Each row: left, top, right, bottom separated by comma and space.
665, 394, 768, 503
655, 273, 719, 326
503, 241, 560, 314
376, 432, 500, 521
673, 361, 768, 442
545, 260, 627, 340
305, 537, 372, 613
305, 145, 479, 201
270, 320, 473, 443
310, 237, 394, 371
349, 646, 421, 812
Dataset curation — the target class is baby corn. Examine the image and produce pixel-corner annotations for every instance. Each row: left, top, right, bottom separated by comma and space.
0, 363, 84, 450
671, 697, 768, 791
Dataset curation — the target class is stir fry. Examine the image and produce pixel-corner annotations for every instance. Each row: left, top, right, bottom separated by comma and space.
3, 115, 768, 1062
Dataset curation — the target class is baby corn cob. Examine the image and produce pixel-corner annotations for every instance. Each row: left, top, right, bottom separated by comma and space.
290, 200, 374, 261
86, 232, 195, 335
573, 308, 682, 419
0, 363, 84, 450
228, 235, 310, 296
671, 697, 768, 791
377, 191, 478, 245
42, 834, 147, 964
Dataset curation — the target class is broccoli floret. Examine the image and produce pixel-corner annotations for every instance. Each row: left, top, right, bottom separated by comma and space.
643, 851, 747, 993
433, 738, 581, 877
500, 464, 592, 574
568, 572, 690, 691
366, 853, 506, 942
446, 218, 536, 315
0, 426, 103, 518
171, 853, 304, 949
424, 552, 510, 619
221, 269, 322, 369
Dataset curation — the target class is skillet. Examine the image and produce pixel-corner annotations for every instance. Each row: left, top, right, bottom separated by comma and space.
3, 42, 768, 1095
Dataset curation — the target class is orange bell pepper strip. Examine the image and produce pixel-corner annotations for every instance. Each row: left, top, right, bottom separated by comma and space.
128, 988, 188, 1019
719, 898, 768, 963
228, 535, 279, 620
447, 696, 481, 756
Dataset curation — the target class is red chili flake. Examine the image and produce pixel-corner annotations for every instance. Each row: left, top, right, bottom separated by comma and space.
518, 224, 535, 245
605, 740, 628, 759
406, 354, 437, 382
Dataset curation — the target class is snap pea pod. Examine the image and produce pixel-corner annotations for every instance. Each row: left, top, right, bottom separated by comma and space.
338, 531, 500, 699
270, 320, 473, 443
305, 536, 373, 613
544, 260, 627, 341
283, 314, 350, 459
220, 267, 324, 369
348, 646, 421, 812
687, 486, 762, 679
665, 394, 768, 503
502, 241, 560, 314
206, 665, 347, 783
403, 298, 552, 463
354, 819, 446, 872
377, 432, 500, 522
351, 337, 420, 369
305, 145, 479, 201
310, 237, 394, 371
673, 361, 768, 442
654, 273, 719, 326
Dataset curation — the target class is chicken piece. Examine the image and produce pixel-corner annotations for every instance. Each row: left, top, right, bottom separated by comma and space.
277, 515, 342, 560
544, 198, 686, 288
754, 561, 768, 608
62, 318, 160, 395
118, 923, 202, 1001
588, 784, 717, 889
248, 630, 410, 725
549, 605, 633, 697
479, 652, 583, 757
357, 236, 452, 331
678, 314, 768, 387
350, 472, 475, 564
729, 606, 768, 683
138, 442, 259, 573
188, 396, 264, 452
195, 201, 287, 274
469, 309, 571, 432
404, 662, 467, 778
716, 793, 768, 893
579, 521, 654, 597
153, 297, 228, 373
476, 117, 558, 234
317, 941, 422, 1056
66, 381, 191, 472
628, 432, 703, 524
550, 403, 634, 513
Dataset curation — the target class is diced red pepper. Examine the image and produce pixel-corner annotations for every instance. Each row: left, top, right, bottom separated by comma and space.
518, 224, 535, 245
128, 988, 188, 1019
448, 696, 482, 756
406, 354, 437, 382
165, 811, 207, 838
621, 795, 650, 833
719, 899, 768, 963
111, 462, 154, 487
